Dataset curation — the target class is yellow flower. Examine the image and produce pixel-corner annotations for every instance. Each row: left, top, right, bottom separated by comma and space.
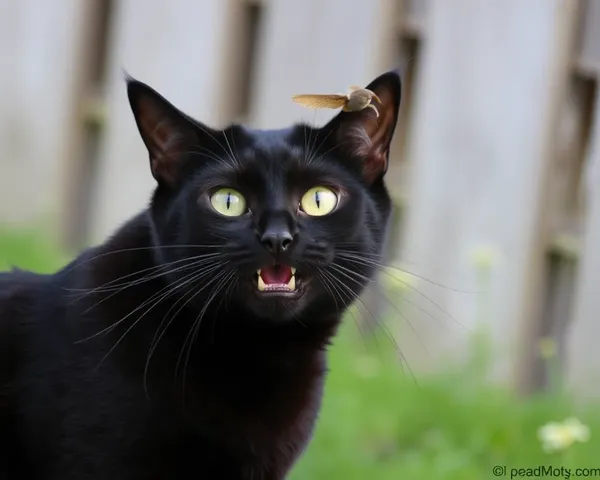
538, 417, 590, 452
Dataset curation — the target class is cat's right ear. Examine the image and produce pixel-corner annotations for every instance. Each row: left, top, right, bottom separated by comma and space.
127, 77, 208, 186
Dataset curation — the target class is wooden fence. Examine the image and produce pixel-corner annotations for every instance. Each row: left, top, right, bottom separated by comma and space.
1, 0, 600, 397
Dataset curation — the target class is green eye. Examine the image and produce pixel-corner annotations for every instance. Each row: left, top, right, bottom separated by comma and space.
210, 188, 247, 216
300, 187, 338, 216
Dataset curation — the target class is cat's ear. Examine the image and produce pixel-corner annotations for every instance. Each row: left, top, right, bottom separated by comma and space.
324, 70, 402, 184
127, 77, 205, 186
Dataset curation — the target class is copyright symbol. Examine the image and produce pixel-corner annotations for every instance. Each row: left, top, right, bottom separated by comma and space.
493, 465, 506, 477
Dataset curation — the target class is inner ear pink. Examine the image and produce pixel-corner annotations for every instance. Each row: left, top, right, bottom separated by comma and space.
362, 146, 388, 185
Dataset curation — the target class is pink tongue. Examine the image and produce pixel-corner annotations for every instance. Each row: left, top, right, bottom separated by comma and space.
260, 265, 292, 285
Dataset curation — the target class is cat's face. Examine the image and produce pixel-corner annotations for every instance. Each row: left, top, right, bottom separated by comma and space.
127, 71, 401, 322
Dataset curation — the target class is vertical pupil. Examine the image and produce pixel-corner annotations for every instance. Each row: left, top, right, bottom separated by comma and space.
226, 192, 231, 209
315, 191, 321, 208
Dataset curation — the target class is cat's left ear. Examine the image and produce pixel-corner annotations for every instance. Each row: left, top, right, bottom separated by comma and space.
127, 77, 207, 186
324, 70, 402, 185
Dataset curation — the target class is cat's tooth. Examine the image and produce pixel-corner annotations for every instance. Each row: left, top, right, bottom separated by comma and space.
287, 275, 296, 291
291, 267, 296, 275
258, 275, 266, 291
257, 269, 261, 276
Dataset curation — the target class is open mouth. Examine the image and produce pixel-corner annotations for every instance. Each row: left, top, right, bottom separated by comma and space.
255, 264, 298, 294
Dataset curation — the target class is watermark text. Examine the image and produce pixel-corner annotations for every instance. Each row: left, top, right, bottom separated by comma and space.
493, 465, 600, 479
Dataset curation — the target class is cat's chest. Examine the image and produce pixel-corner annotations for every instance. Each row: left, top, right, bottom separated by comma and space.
111, 350, 326, 479
89, 320, 327, 457
176, 344, 327, 443
20, 350, 325, 479
97, 303, 330, 432
62, 298, 331, 476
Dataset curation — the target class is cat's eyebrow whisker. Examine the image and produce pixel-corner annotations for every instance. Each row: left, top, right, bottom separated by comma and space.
304, 122, 317, 165
304, 126, 321, 164
303, 124, 309, 163
188, 122, 242, 169
229, 125, 241, 164
221, 129, 243, 169
306, 127, 336, 165
307, 115, 326, 164
304, 126, 328, 165
169, 147, 228, 166
308, 141, 341, 167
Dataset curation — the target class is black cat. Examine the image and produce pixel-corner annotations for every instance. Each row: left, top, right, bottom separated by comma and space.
0, 69, 401, 479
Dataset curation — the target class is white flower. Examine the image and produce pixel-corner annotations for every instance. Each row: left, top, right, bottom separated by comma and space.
538, 417, 590, 452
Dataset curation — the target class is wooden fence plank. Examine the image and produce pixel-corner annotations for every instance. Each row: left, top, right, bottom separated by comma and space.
392, 0, 577, 383
0, 0, 91, 233
576, 0, 600, 77
90, 0, 245, 242
565, 95, 600, 398
248, 0, 397, 129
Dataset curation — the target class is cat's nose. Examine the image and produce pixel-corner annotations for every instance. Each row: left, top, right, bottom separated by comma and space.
260, 230, 294, 256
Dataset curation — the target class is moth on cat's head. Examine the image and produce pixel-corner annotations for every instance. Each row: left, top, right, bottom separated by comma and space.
126, 70, 402, 321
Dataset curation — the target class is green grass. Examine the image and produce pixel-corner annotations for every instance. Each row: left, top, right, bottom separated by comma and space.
0, 226, 69, 273
290, 323, 600, 479
2, 227, 600, 479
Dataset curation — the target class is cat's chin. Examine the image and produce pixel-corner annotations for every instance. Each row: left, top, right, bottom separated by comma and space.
242, 294, 308, 321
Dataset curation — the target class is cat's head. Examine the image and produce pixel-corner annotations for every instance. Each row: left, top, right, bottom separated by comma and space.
127, 70, 401, 323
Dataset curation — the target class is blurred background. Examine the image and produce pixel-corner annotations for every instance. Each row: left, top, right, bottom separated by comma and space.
2, 0, 600, 478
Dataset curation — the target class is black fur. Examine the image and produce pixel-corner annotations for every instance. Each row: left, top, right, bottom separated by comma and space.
0, 70, 401, 479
